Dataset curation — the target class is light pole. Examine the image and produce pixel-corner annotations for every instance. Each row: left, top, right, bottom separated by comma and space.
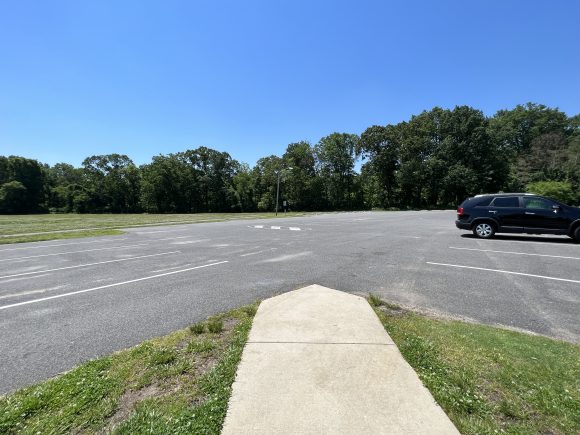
275, 167, 292, 216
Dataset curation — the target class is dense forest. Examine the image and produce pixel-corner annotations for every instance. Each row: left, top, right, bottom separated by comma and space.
1, 103, 579, 214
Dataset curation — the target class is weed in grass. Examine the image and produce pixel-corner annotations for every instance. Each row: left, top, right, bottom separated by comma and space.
207, 319, 223, 334
149, 348, 176, 366
368, 293, 383, 307
189, 323, 205, 335
188, 339, 217, 354
383, 301, 402, 311
242, 305, 258, 317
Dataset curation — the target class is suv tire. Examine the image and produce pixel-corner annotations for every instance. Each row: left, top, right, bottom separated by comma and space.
473, 222, 495, 239
574, 226, 580, 243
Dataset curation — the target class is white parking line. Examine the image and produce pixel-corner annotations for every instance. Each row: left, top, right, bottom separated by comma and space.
426, 262, 580, 284
468, 238, 578, 247
0, 274, 52, 284
239, 248, 277, 257
171, 240, 206, 245
271, 226, 281, 230
449, 246, 580, 260
154, 236, 191, 241
0, 251, 180, 280
0, 243, 151, 262
263, 252, 312, 263
0, 285, 68, 300
0, 261, 229, 311
289, 227, 301, 231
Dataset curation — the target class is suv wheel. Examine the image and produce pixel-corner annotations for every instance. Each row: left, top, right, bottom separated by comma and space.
473, 222, 495, 239
574, 226, 580, 243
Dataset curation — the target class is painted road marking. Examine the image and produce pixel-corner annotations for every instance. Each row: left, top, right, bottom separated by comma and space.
465, 238, 578, 248
149, 264, 191, 274
249, 225, 305, 231
0, 251, 180, 280
154, 236, 191, 241
0, 285, 68, 300
0, 261, 229, 311
449, 246, 580, 260
263, 252, 312, 263
0, 243, 151, 262
0, 274, 52, 284
171, 240, 206, 245
239, 248, 277, 257
426, 262, 580, 284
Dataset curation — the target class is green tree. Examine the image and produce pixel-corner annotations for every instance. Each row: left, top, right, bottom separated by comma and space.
82, 154, 141, 212
0, 181, 28, 214
282, 141, 319, 210
231, 163, 256, 212
358, 125, 400, 207
251, 156, 283, 211
315, 133, 360, 209
0, 156, 46, 213
140, 154, 197, 213
46, 163, 87, 212
489, 102, 569, 155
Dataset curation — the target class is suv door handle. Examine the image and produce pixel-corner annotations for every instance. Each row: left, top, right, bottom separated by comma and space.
525, 212, 535, 215
488, 210, 497, 214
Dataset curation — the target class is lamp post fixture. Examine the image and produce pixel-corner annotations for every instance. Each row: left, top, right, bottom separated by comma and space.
275, 167, 293, 216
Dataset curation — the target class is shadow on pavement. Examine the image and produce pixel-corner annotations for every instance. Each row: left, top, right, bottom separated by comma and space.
460, 234, 577, 245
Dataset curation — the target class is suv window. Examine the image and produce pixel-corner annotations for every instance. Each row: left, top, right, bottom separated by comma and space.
491, 197, 519, 207
475, 197, 493, 207
523, 197, 556, 210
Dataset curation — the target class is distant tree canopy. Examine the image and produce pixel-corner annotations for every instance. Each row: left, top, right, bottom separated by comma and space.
1, 103, 579, 214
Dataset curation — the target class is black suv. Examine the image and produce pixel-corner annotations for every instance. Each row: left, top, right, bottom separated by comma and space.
456, 193, 580, 241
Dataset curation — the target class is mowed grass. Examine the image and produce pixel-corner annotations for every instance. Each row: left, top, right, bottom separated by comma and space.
0, 229, 125, 245
371, 297, 580, 434
0, 305, 257, 434
0, 212, 313, 244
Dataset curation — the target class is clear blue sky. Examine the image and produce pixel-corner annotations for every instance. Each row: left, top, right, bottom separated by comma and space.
1, 0, 579, 167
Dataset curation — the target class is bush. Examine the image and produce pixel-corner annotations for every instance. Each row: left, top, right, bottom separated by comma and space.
149, 348, 176, 366
207, 319, 224, 334
368, 294, 383, 307
189, 323, 205, 334
242, 305, 258, 317
526, 180, 577, 205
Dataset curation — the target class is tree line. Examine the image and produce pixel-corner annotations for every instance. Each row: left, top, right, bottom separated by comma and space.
1, 102, 579, 214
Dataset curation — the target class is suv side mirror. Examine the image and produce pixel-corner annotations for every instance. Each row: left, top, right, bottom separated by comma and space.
552, 205, 561, 211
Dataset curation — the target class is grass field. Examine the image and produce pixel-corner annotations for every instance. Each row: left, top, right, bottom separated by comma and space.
0, 305, 257, 434
371, 297, 580, 435
0, 212, 313, 244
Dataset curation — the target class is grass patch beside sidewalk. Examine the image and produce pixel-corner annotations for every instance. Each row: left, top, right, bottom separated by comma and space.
371, 298, 580, 434
0, 305, 257, 434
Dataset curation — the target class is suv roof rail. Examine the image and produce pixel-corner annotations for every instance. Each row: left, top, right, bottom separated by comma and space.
474, 192, 535, 197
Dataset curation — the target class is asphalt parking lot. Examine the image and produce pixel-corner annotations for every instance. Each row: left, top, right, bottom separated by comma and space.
1, 210, 579, 393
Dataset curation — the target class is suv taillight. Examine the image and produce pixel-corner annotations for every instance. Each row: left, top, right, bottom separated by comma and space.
457, 207, 464, 217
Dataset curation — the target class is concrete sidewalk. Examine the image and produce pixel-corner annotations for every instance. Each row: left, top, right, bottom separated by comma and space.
222, 285, 459, 434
